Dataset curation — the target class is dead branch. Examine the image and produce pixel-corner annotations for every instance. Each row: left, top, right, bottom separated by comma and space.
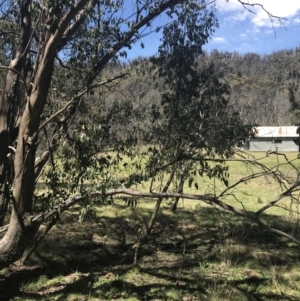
236, 0, 285, 30
0, 178, 297, 248
255, 180, 300, 216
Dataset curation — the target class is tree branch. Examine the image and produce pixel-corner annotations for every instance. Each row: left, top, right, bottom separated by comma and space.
38, 73, 128, 133
53, 0, 91, 45
102, 188, 255, 219
0, 181, 297, 246
55, 55, 70, 70
255, 180, 300, 216
58, 2, 93, 52
236, 0, 284, 30
82, 0, 184, 87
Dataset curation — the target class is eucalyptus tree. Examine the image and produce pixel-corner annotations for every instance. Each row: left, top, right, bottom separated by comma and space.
129, 6, 249, 262
129, 7, 300, 261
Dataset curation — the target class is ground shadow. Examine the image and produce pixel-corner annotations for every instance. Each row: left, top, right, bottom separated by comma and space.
1, 205, 300, 300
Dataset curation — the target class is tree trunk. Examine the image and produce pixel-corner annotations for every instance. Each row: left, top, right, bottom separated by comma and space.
0, 209, 38, 270
134, 170, 175, 264
171, 176, 185, 213
0, 182, 10, 226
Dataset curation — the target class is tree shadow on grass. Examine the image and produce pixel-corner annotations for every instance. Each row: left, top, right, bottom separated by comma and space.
1, 206, 300, 300
0, 265, 45, 300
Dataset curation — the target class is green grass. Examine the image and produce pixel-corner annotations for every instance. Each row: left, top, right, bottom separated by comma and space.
2, 151, 300, 300
2, 199, 300, 301
123, 151, 300, 217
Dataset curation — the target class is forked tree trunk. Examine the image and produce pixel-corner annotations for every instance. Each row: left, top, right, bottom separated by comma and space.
0, 0, 99, 268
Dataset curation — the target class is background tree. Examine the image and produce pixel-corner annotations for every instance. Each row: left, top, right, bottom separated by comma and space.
130, 4, 250, 262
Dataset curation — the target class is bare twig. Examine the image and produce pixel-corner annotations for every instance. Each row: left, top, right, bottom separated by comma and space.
256, 180, 300, 216
55, 56, 70, 70
236, 0, 285, 31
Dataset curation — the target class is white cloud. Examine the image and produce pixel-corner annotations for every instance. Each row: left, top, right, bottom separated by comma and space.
212, 37, 226, 43
216, 0, 300, 27
240, 33, 246, 37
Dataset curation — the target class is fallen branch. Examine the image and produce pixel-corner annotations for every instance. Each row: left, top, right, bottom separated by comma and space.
103, 188, 255, 219
0, 183, 297, 248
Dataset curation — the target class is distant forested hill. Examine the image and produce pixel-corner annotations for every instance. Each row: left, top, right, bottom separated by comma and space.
92, 48, 300, 138
1, 48, 300, 145
209, 49, 300, 126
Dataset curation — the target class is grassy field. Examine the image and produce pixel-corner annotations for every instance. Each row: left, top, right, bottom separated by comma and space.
1, 151, 300, 301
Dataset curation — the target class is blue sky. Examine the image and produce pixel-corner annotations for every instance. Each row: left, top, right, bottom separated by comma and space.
205, 0, 300, 54
126, 0, 300, 59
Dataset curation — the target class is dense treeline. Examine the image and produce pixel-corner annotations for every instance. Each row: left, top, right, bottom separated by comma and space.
1, 46, 299, 143
1, 48, 299, 154
217, 49, 300, 125
91, 47, 300, 142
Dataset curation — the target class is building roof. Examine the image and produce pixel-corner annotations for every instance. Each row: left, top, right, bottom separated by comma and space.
255, 126, 298, 138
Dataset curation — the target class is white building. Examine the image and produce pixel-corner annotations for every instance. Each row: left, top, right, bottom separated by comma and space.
247, 126, 299, 152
